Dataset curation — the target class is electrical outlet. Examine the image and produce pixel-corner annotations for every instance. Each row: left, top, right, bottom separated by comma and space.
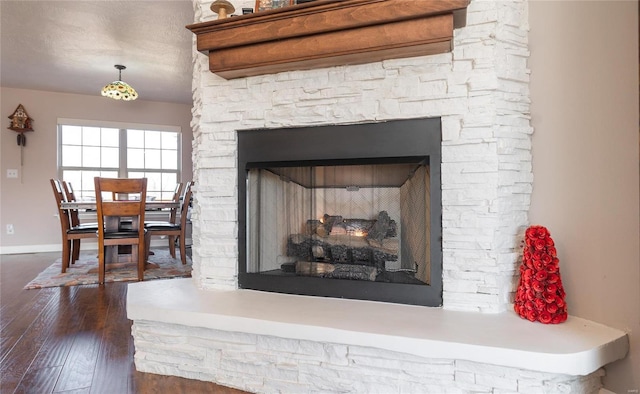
6, 224, 14, 235
7, 169, 18, 178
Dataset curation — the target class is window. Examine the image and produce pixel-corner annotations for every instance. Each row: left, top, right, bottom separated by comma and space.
58, 119, 181, 200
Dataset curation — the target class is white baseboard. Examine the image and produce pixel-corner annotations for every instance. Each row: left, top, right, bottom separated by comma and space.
0, 243, 64, 255
0, 239, 177, 255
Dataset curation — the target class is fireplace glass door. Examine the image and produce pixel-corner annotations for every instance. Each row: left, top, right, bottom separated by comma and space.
237, 118, 442, 306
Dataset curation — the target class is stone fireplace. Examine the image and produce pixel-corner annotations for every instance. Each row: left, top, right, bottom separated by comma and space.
188, 0, 531, 314
126, 0, 629, 392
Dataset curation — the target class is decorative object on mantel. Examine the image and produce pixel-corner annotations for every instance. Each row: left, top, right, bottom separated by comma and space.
101, 64, 138, 101
255, 0, 292, 12
514, 225, 568, 324
210, 0, 235, 19
187, 0, 470, 79
7, 103, 33, 146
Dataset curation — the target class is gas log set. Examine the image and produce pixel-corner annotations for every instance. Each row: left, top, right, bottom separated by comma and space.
283, 211, 422, 284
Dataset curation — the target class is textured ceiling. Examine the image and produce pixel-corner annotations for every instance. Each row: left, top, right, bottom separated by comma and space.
1, 1, 195, 104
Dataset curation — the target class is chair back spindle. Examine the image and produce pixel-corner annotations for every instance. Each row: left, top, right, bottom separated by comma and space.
169, 182, 184, 224
62, 181, 80, 226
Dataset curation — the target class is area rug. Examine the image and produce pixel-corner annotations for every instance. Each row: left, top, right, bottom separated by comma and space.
24, 249, 192, 289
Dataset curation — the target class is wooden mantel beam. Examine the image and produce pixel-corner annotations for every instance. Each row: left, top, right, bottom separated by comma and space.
187, 0, 470, 79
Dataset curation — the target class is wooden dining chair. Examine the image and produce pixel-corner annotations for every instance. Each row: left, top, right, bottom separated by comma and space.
145, 181, 193, 265
144, 182, 183, 258
62, 181, 98, 265
94, 177, 147, 285
50, 179, 97, 273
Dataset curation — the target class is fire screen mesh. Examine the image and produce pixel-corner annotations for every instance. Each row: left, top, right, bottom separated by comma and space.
247, 161, 430, 285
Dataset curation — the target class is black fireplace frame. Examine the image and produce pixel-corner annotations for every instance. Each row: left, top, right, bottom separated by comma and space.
237, 118, 442, 307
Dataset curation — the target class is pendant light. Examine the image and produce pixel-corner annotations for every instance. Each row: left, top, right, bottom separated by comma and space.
101, 65, 138, 101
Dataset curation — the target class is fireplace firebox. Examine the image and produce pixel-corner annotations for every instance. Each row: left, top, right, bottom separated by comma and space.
238, 118, 442, 306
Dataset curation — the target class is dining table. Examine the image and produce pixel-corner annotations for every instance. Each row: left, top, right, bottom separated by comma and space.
60, 199, 180, 267
60, 200, 179, 211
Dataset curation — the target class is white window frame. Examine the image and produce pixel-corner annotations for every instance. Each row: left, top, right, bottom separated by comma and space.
57, 118, 182, 201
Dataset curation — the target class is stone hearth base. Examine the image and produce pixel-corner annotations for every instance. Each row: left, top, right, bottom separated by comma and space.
127, 279, 628, 393
132, 320, 603, 393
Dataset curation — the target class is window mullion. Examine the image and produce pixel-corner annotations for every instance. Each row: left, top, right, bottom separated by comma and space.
119, 128, 127, 178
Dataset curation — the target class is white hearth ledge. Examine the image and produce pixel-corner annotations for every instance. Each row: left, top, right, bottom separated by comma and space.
127, 278, 628, 376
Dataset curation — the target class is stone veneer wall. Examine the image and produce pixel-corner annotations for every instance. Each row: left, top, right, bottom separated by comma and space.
190, 0, 533, 313
132, 320, 604, 393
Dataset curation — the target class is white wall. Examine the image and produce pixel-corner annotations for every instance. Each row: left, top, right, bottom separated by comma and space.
0, 87, 193, 253
529, 1, 640, 391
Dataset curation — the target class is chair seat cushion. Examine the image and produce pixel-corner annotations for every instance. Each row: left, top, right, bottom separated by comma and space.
145, 222, 181, 231
103, 229, 147, 239
68, 225, 99, 234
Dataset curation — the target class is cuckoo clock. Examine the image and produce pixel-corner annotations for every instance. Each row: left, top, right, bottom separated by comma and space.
7, 104, 33, 146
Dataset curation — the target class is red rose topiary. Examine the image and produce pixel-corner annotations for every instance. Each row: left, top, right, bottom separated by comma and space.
514, 225, 568, 324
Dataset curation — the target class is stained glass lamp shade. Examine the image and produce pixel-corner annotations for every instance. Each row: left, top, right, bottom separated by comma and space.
101, 65, 138, 101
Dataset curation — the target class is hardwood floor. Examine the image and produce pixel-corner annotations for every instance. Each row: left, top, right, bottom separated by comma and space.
0, 251, 248, 394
